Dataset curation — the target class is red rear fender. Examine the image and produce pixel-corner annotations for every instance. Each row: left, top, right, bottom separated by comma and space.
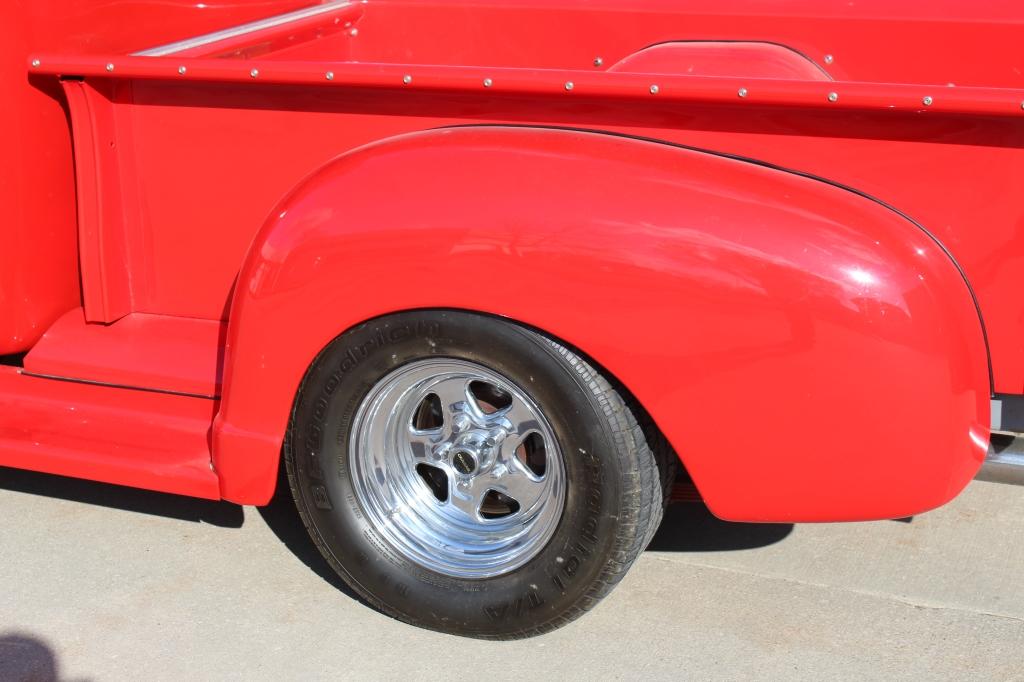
213, 126, 989, 521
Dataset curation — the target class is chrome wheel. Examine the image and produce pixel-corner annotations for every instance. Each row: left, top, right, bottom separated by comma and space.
350, 358, 566, 579
289, 311, 665, 637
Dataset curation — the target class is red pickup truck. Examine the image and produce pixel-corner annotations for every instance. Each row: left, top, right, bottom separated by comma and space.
4, 0, 1022, 639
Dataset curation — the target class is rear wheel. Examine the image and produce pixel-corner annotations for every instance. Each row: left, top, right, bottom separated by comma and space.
285, 311, 665, 638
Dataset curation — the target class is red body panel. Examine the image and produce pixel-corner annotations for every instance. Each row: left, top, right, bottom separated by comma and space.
24, 308, 223, 398
26, 1, 1024, 391
0, 367, 219, 498
214, 127, 989, 520
0, 0, 312, 352
1, 22, 78, 354
20, 0, 315, 55
607, 43, 832, 81
1, 0, 1017, 519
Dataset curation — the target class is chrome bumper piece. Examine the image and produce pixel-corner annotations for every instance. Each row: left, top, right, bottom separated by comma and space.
978, 433, 1024, 486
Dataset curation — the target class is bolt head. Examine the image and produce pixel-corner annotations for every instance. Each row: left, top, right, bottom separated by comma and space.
403, 74, 412, 84
250, 68, 259, 78
325, 71, 334, 80
738, 87, 748, 98
31, 59, 41, 68
564, 81, 574, 91
593, 57, 603, 67
177, 65, 187, 75
922, 95, 933, 106
483, 77, 493, 88
824, 54, 834, 65
649, 84, 659, 95
105, 63, 114, 72
827, 92, 838, 102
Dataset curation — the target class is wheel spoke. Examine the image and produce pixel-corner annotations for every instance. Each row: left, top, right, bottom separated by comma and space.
428, 376, 487, 430
495, 428, 542, 475
486, 464, 545, 511
497, 395, 541, 435
408, 427, 441, 461
447, 476, 488, 521
431, 376, 471, 411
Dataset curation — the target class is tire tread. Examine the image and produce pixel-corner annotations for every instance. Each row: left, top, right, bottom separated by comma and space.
486, 336, 665, 639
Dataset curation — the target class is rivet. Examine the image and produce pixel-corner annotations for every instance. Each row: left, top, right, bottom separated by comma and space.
593, 57, 603, 67
325, 71, 334, 80
105, 63, 114, 72
824, 54, 834, 65
349, 27, 358, 36
827, 92, 838, 102
565, 81, 574, 91
177, 65, 187, 75
403, 74, 412, 84
1020, 101, 1024, 110
250, 68, 259, 78
649, 84, 659, 95
738, 87, 748, 98
483, 77, 493, 88
31, 59, 41, 68
922, 95, 933, 106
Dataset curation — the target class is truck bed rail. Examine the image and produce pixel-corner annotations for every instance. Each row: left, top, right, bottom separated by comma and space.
28, 52, 1024, 119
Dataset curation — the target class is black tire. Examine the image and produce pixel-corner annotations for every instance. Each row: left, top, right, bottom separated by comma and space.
284, 310, 665, 639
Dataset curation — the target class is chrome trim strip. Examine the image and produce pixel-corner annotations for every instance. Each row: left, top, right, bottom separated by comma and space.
20, 370, 219, 400
132, 1, 353, 57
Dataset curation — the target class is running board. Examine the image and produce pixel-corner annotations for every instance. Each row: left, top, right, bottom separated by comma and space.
0, 367, 220, 498
978, 433, 1024, 486
23, 308, 223, 398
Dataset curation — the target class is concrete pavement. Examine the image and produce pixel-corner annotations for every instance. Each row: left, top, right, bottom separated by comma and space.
1, 467, 1022, 681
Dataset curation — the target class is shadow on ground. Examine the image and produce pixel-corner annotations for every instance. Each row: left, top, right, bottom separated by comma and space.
0, 466, 243, 528
255, 486, 364, 601
0, 467, 794, 588
648, 501, 793, 552
0, 631, 85, 682
0, 466, 795, 552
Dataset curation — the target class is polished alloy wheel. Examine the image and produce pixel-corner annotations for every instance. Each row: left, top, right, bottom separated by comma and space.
349, 358, 566, 578
287, 311, 667, 637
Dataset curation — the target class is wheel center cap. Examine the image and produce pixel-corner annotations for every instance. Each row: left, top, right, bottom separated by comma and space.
452, 449, 477, 475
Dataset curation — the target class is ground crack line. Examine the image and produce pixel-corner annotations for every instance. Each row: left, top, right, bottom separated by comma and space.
644, 554, 1024, 625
